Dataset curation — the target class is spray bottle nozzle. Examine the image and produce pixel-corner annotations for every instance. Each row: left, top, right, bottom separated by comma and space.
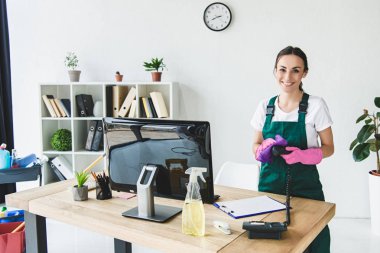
185, 167, 207, 183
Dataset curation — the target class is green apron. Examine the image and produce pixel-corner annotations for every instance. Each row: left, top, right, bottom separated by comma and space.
258, 93, 330, 253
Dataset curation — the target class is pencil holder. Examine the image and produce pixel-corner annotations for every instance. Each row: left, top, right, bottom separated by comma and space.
96, 182, 112, 200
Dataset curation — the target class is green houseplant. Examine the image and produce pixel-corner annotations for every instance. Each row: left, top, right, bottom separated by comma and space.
350, 97, 380, 236
51, 129, 72, 151
65, 52, 81, 82
143, 57, 167, 82
72, 170, 89, 201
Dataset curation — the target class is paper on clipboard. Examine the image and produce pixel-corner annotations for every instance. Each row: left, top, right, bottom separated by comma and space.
213, 195, 287, 219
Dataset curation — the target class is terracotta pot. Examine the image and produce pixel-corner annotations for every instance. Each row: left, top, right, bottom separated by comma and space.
151, 72, 162, 82
115, 74, 123, 82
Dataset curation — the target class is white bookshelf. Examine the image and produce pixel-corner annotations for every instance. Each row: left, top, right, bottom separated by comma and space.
40, 82, 178, 184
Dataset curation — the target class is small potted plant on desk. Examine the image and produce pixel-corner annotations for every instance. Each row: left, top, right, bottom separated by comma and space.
65, 52, 81, 82
350, 97, 380, 235
143, 57, 167, 82
72, 170, 90, 201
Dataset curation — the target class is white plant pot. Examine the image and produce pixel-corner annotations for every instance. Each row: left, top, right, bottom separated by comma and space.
68, 70, 81, 82
369, 171, 380, 235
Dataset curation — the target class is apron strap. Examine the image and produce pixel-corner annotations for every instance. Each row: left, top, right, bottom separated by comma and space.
264, 96, 277, 124
297, 92, 309, 122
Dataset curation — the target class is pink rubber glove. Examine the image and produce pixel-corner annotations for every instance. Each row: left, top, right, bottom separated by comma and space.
281, 147, 323, 165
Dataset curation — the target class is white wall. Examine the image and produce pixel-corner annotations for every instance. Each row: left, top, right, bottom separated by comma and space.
7, 0, 380, 218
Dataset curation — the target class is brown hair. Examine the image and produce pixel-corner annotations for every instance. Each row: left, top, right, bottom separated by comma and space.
274, 46, 308, 91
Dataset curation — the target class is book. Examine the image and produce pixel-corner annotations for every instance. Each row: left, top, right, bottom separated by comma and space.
150, 91, 168, 118
139, 97, 146, 118
128, 100, 137, 118
60, 99, 71, 117
148, 97, 158, 118
51, 156, 73, 180
142, 97, 153, 118
47, 95, 62, 117
112, 86, 129, 117
214, 195, 287, 219
118, 87, 136, 117
91, 120, 103, 151
42, 95, 57, 117
54, 99, 67, 117
85, 120, 98, 151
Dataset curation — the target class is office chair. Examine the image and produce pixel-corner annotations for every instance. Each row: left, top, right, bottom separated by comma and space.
214, 161, 260, 191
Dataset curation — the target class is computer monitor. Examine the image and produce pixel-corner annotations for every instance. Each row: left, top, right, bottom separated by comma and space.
103, 117, 215, 203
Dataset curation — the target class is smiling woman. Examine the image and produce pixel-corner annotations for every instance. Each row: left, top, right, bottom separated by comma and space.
251, 46, 334, 253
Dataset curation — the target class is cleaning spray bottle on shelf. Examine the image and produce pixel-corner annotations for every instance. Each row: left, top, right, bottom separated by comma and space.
0, 143, 11, 169
182, 167, 207, 236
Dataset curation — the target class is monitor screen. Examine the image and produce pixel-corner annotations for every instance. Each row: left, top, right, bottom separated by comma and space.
103, 117, 215, 203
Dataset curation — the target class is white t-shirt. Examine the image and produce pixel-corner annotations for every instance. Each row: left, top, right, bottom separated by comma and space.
250, 95, 333, 148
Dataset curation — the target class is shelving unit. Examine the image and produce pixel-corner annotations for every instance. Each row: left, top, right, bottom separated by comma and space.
40, 82, 178, 184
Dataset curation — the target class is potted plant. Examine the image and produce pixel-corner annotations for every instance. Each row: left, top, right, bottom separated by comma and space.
350, 97, 380, 235
50, 129, 72, 151
65, 52, 81, 82
143, 57, 167, 82
72, 170, 90, 201
115, 71, 123, 82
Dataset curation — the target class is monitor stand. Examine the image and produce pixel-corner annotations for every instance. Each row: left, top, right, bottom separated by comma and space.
122, 165, 182, 223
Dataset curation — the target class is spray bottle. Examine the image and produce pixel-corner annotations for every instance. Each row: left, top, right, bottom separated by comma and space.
182, 167, 207, 236
0, 143, 11, 170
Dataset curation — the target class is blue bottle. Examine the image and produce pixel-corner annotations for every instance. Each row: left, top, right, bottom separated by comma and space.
0, 143, 11, 169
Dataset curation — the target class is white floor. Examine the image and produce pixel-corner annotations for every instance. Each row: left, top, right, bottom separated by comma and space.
44, 217, 380, 253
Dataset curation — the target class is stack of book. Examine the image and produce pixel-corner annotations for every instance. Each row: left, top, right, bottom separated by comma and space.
42, 95, 71, 117
140, 91, 169, 118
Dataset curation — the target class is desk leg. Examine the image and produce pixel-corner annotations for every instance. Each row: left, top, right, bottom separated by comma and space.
114, 238, 132, 253
25, 211, 47, 253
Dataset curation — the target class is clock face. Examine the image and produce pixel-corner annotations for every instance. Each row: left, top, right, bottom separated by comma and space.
203, 2, 232, 32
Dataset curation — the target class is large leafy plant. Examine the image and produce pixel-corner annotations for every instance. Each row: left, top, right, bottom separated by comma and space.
350, 97, 380, 174
143, 58, 166, 72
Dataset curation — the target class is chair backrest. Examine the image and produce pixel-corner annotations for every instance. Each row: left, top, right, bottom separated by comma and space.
214, 161, 260, 191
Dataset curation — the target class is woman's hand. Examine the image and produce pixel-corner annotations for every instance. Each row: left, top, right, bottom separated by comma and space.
281, 147, 323, 165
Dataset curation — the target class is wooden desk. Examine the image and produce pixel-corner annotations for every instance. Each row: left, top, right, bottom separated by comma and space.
6, 181, 335, 253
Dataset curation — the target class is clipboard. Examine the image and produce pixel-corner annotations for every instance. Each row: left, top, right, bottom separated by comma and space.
213, 195, 287, 219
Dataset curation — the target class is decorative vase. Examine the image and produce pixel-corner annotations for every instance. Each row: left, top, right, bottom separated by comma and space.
93, 101, 103, 117
115, 74, 123, 82
369, 170, 380, 235
151, 72, 162, 82
72, 185, 88, 201
68, 70, 81, 82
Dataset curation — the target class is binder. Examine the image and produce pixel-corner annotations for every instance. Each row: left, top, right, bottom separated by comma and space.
213, 195, 287, 219
48, 160, 66, 181
117, 87, 136, 117
105, 86, 113, 117
76, 94, 94, 117
60, 98, 71, 117
91, 120, 103, 151
42, 95, 57, 117
150, 91, 168, 118
51, 156, 73, 180
142, 97, 153, 118
112, 86, 129, 117
128, 100, 137, 118
85, 120, 98, 150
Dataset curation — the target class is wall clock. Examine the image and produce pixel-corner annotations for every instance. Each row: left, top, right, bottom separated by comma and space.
203, 2, 232, 32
